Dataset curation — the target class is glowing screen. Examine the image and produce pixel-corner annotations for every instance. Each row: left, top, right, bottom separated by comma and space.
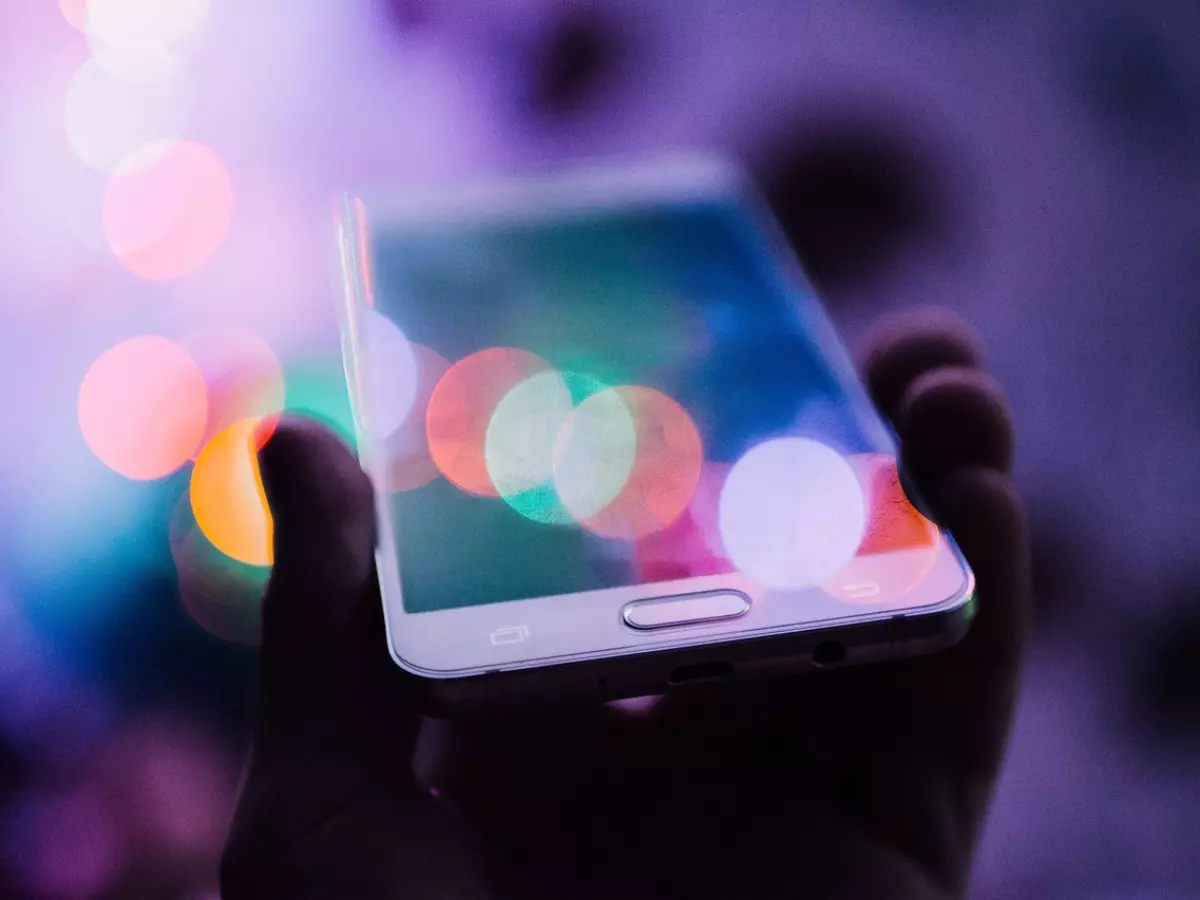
360, 198, 937, 612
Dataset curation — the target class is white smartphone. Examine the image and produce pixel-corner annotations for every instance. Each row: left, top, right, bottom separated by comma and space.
335, 156, 974, 711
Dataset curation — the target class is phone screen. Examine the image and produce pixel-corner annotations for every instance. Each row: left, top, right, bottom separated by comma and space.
357, 193, 939, 615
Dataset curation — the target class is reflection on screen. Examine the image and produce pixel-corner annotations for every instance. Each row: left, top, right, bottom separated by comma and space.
357, 199, 936, 612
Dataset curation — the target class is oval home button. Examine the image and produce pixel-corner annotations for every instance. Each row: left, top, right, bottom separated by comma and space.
622, 591, 751, 630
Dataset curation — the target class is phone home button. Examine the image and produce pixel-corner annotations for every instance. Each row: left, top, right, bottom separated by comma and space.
622, 590, 751, 631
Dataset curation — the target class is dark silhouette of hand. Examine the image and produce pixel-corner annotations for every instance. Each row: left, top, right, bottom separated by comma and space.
222, 312, 1029, 900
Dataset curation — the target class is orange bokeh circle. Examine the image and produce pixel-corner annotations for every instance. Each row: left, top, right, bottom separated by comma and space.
822, 454, 940, 603
425, 347, 551, 497
190, 418, 273, 566
102, 140, 234, 281
78, 335, 208, 480
854, 454, 938, 555
580, 387, 703, 540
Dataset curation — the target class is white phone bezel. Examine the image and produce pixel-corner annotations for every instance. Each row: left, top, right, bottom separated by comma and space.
335, 155, 973, 680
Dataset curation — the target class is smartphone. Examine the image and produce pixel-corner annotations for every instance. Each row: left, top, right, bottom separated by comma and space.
335, 156, 975, 711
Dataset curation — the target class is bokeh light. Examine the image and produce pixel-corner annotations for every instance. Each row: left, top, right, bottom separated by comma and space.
86, 0, 211, 84
281, 356, 357, 446
426, 347, 552, 497
9, 783, 129, 899
719, 437, 866, 590
99, 717, 239, 860
822, 454, 940, 603
485, 370, 574, 524
189, 419, 272, 567
635, 461, 736, 581
576, 387, 703, 540
183, 326, 285, 454
170, 494, 266, 645
851, 454, 938, 556
634, 510, 735, 584
690, 462, 732, 559
552, 386, 638, 522
64, 58, 190, 174
59, 0, 89, 32
380, 343, 448, 493
361, 309, 418, 442
479, 371, 607, 525
102, 139, 234, 281
0, 44, 114, 282
78, 335, 208, 480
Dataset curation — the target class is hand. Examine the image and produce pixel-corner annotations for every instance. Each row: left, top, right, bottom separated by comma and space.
221, 312, 1030, 900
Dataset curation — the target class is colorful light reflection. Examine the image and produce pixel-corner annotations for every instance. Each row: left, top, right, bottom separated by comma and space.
362, 309, 418, 442
189, 418, 272, 567
102, 139, 234, 281
426, 347, 551, 497
86, 0, 211, 84
78, 335, 208, 480
851, 454, 938, 556
690, 462, 732, 560
577, 387, 703, 540
720, 437, 866, 590
552, 386, 638, 522
184, 326, 285, 455
58, 0, 89, 33
485, 370, 576, 524
634, 461, 735, 581
380, 343, 449, 493
282, 357, 357, 446
64, 58, 190, 174
634, 513, 733, 584
821, 454, 940, 603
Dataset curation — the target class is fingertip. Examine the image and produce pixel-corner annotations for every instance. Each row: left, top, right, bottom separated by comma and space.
861, 309, 983, 421
257, 415, 375, 601
256, 417, 371, 522
898, 366, 1015, 480
257, 416, 359, 499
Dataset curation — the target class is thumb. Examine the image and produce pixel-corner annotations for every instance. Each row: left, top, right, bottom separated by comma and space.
224, 417, 481, 898
252, 416, 417, 760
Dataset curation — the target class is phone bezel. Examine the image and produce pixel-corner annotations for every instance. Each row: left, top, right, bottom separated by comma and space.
335, 155, 975, 687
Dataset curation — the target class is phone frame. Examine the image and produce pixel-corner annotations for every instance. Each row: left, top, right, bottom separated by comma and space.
335, 155, 975, 712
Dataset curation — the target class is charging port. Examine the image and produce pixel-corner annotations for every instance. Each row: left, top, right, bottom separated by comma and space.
668, 661, 734, 684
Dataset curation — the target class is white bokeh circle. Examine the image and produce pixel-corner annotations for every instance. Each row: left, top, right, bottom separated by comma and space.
719, 437, 866, 590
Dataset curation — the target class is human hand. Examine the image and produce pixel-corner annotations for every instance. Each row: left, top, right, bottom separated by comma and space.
221, 312, 1030, 900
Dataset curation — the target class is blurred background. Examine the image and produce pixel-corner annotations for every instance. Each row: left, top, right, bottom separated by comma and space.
2, 0, 1199, 897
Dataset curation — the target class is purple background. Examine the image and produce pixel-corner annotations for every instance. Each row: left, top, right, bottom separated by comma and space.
1, 1, 1198, 896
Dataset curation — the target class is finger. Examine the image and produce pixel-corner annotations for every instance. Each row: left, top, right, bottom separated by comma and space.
425, 699, 650, 865
834, 466, 1029, 891
653, 328, 1006, 745
224, 417, 486, 900
654, 465, 1026, 768
818, 468, 1028, 782
861, 309, 983, 423
924, 465, 1030, 752
253, 417, 418, 759
896, 366, 1014, 488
